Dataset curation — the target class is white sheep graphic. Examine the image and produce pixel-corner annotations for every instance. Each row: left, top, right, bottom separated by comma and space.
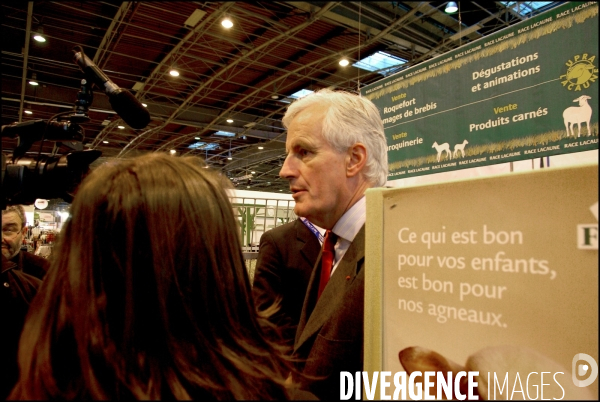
453, 139, 469, 158
432, 141, 452, 162
563, 95, 592, 137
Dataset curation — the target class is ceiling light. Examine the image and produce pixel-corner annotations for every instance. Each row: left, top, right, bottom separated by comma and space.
118, 125, 125, 129
258, 146, 264, 150
33, 27, 46, 42
29, 72, 38, 86
24, 110, 33, 115
227, 156, 233, 160
222, 18, 233, 28
251, 171, 255, 174
271, 95, 279, 99
142, 103, 147, 107
445, 1, 458, 13
103, 141, 109, 144
226, 118, 233, 123
194, 136, 200, 140
169, 69, 180, 77
170, 149, 176, 154
279, 189, 283, 192
339, 58, 349, 67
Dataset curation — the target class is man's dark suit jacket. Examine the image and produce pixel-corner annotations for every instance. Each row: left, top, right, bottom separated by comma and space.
13, 250, 50, 280
1, 254, 43, 399
293, 225, 365, 401
252, 219, 322, 351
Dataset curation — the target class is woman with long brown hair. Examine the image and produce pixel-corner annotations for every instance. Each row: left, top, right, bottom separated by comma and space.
9, 153, 295, 400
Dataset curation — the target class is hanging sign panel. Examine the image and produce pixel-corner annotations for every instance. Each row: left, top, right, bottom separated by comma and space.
361, 2, 598, 180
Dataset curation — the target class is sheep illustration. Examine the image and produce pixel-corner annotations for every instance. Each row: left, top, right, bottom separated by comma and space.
432, 141, 452, 162
563, 95, 592, 137
398, 345, 593, 400
453, 139, 469, 158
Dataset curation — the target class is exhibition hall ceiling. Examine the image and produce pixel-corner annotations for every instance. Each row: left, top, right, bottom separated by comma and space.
1, 1, 562, 193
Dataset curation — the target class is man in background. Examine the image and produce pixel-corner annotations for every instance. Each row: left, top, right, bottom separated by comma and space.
252, 217, 323, 353
2, 205, 48, 398
2, 205, 49, 280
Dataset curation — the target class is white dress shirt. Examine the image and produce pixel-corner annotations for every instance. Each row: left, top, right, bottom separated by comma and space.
329, 195, 366, 277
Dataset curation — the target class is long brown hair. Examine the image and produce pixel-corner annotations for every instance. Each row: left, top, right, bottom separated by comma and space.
10, 153, 292, 400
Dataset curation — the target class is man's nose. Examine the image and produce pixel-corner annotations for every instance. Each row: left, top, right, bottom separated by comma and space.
279, 154, 296, 180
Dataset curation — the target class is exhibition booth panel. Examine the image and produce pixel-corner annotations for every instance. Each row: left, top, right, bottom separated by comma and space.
364, 163, 598, 400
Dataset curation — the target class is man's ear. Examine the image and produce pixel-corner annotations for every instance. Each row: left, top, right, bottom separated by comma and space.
346, 143, 367, 178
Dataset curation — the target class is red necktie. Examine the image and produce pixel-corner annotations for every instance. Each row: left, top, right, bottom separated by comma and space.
318, 230, 337, 299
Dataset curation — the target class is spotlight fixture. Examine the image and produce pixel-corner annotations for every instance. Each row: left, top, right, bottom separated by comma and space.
226, 118, 233, 123
258, 146, 264, 150
117, 125, 125, 129
170, 149, 176, 154
271, 95, 279, 99
221, 17, 233, 28
169, 69, 180, 77
103, 140, 109, 144
24, 110, 33, 115
142, 103, 148, 107
445, 1, 458, 13
339, 58, 349, 67
28, 73, 39, 86
33, 27, 46, 42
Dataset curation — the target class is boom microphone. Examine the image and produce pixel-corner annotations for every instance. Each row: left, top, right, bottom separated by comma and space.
72, 46, 150, 129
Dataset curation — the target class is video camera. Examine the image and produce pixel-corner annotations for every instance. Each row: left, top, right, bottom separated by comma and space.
1, 46, 150, 210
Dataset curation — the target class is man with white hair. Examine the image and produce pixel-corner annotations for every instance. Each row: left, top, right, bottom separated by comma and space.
279, 88, 388, 399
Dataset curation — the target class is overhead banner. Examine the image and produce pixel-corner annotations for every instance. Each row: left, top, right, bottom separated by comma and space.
362, 2, 598, 180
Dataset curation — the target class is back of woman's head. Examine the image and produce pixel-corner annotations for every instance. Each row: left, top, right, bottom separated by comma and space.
11, 153, 290, 400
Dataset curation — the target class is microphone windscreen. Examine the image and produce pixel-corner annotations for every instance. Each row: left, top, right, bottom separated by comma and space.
109, 90, 151, 129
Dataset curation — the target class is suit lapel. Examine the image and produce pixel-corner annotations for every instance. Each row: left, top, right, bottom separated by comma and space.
295, 226, 365, 349
296, 219, 320, 266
